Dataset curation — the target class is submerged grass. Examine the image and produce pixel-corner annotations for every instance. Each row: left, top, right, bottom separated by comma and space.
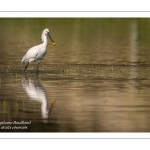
0, 64, 150, 80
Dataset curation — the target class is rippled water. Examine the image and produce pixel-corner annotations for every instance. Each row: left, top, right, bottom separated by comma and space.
1, 18, 150, 132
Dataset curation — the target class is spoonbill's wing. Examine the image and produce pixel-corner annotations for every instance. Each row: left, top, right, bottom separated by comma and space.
21, 45, 41, 63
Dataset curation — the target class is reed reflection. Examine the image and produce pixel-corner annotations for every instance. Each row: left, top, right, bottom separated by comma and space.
22, 77, 55, 120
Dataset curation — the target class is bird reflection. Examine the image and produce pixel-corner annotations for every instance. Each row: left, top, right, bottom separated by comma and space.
22, 76, 55, 120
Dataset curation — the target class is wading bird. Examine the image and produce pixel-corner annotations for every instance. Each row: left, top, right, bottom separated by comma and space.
21, 28, 56, 74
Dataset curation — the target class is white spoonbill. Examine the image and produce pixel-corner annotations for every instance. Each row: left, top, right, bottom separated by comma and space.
21, 28, 56, 73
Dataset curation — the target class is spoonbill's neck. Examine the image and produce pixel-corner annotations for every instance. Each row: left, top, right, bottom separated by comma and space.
43, 34, 48, 46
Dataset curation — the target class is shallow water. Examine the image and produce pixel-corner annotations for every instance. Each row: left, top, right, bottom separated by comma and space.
1, 18, 150, 132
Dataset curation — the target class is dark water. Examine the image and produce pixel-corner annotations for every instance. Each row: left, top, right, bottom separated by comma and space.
1, 18, 150, 132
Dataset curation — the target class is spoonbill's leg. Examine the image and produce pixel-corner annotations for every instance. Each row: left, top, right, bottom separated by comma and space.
24, 62, 29, 72
24, 71, 27, 80
36, 61, 41, 74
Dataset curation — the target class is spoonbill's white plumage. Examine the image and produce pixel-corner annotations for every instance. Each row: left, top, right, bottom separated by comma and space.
21, 28, 56, 73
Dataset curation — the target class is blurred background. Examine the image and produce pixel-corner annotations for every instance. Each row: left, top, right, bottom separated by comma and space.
1, 18, 150, 65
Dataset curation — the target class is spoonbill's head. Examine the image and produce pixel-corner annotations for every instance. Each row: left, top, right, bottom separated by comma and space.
42, 28, 56, 46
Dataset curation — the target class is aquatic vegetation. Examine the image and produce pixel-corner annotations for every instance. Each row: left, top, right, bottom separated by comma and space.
0, 64, 150, 80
